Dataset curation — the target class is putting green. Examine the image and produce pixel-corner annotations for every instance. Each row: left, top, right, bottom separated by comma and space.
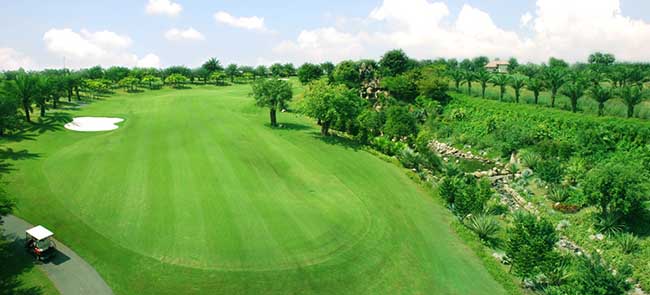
3, 84, 508, 294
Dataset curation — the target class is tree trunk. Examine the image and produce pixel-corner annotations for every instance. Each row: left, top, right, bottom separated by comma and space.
499, 88, 504, 101
0, 127, 4, 137
467, 83, 472, 96
321, 121, 330, 136
53, 97, 58, 109
75, 87, 80, 100
551, 91, 556, 108
515, 90, 520, 103
40, 104, 46, 117
534, 92, 539, 104
23, 102, 31, 122
481, 87, 486, 98
67, 89, 72, 102
571, 99, 577, 113
628, 105, 634, 118
598, 103, 604, 116
269, 108, 277, 127
317, 118, 322, 125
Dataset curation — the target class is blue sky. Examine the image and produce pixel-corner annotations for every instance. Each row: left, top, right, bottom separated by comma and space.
1, 0, 650, 70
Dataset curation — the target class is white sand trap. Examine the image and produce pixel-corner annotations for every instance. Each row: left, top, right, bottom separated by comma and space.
64, 117, 124, 132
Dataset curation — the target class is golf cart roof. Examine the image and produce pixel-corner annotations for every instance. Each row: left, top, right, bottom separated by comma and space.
26, 225, 54, 240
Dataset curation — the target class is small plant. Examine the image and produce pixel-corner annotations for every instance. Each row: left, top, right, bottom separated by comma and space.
595, 214, 624, 235
547, 186, 569, 203
616, 233, 640, 254
519, 150, 542, 169
465, 214, 500, 242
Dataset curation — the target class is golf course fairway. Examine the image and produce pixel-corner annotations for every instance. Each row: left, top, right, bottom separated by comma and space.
2, 84, 507, 294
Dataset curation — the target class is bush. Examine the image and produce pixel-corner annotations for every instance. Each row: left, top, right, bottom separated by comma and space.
547, 186, 570, 203
595, 214, 624, 235
535, 159, 564, 184
569, 252, 632, 295
506, 212, 558, 279
397, 147, 421, 170
616, 233, 640, 254
465, 214, 500, 242
383, 106, 418, 139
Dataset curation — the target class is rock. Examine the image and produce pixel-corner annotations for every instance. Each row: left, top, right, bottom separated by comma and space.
556, 220, 570, 231
595, 233, 605, 241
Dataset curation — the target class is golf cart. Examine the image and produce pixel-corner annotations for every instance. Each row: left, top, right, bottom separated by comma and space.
25, 225, 57, 261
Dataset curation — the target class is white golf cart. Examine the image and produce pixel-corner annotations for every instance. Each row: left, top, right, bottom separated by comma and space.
25, 225, 57, 261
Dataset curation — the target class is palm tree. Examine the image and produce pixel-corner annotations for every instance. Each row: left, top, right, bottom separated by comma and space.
561, 80, 587, 113
490, 74, 509, 101
619, 86, 644, 118
5, 73, 38, 122
509, 75, 528, 103
475, 70, 491, 98
542, 68, 567, 108
626, 67, 648, 89
448, 69, 464, 92
526, 78, 546, 104
589, 85, 613, 116
462, 70, 475, 96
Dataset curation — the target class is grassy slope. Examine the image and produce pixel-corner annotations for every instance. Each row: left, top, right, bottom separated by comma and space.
3, 84, 506, 294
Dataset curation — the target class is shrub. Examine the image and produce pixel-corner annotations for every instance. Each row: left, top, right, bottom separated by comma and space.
547, 186, 570, 203
570, 252, 632, 295
616, 233, 640, 254
535, 159, 564, 184
397, 147, 421, 170
465, 214, 500, 242
383, 106, 417, 139
506, 212, 558, 279
595, 214, 624, 235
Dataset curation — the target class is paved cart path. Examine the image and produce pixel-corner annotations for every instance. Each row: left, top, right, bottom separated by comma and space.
2, 215, 113, 295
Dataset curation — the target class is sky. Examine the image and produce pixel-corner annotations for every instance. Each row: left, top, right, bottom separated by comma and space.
1, 0, 650, 70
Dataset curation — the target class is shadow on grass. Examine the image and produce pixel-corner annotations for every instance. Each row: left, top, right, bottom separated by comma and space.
0, 148, 40, 177
0, 236, 45, 295
627, 207, 650, 238
311, 132, 362, 151
29, 112, 72, 134
267, 122, 311, 131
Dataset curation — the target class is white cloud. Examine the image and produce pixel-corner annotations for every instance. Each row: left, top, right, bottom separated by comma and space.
271, 0, 650, 64
137, 54, 162, 68
0, 48, 35, 70
43, 28, 161, 69
214, 11, 267, 31
520, 12, 532, 27
145, 0, 182, 17
164, 27, 205, 41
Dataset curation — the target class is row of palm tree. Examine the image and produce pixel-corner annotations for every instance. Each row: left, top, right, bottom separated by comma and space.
447, 66, 647, 118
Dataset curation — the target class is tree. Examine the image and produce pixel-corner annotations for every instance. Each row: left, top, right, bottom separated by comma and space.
0, 85, 21, 136
251, 79, 293, 127
506, 213, 559, 279
303, 79, 362, 136
619, 85, 644, 118
509, 74, 527, 103
210, 71, 226, 85
490, 74, 509, 101
164, 66, 192, 79
462, 70, 475, 96
297, 63, 323, 84
526, 78, 546, 104
320, 62, 335, 81
475, 70, 491, 98
542, 67, 567, 107
383, 105, 417, 139
5, 73, 38, 122
141, 75, 162, 90
202, 58, 223, 73
164, 74, 188, 88
282, 63, 296, 77
379, 49, 411, 76
105, 66, 131, 83
548, 57, 569, 69
254, 65, 268, 79
83, 66, 104, 79
588, 52, 616, 67
472, 56, 490, 70
417, 66, 451, 105
118, 77, 140, 92
225, 64, 239, 83
193, 67, 211, 84
561, 80, 587, 113
508, 57, 520, 72
448, 69, 464, 92
270, 63, 284, 77
583, 158, 648, 221
589, 85, 613, 116
332, 61, 360, 89
381, 73, 419, 103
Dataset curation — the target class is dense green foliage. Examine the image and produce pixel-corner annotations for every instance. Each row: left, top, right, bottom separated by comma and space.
251, 78, 293, 126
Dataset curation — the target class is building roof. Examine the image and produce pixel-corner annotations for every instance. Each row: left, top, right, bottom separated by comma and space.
485, 60, 510, 68
26, 225, 54, 240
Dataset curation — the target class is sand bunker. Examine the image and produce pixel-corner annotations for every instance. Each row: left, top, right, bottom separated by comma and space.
64, 117, 124, 132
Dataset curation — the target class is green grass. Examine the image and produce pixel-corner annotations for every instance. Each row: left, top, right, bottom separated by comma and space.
1, 84, 509, 294
0, 235, 60, 295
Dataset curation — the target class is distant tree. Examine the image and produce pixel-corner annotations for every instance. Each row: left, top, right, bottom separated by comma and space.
526, 78, 545, 104
105, 66, 131, 83
548, 57, 569, 69
510, 74, 527, 103
448, 69, 464, 92
254, 65, 268, 79
164, 66, 192, 79
517, 63, 541, 78
141, 75, 162, 90
589, 85, 613, 116
210, 71, 226, 85
561, 79, 587, 113
202, 58, 223, 73
490, 74, 509, 101
251, 78, 293, 127
588, 52, 616, 67
303, 79, 362, 136
379, 49, 411, 76
619, 85, 644, 118
332, 61, 361, 89
475, 70, 491, 98
320, 62, 335, 81
583, 158, 649, 221
164, 74, 188, 88
270, 63, 284, 77
462, 70, 476, 96
118, 77, 140, 92
417, 65, 451, 104
0, 86, 21, 136
472, 56, 490, 70
282, 63, 296, 77
83, 66, 105, 79
5, 73, 38, 122
381, 73, 419, 103
508, 57, 520, 72
542, 67, 567, 107
297, 63, 323, 84
383, 105, 417, 139
506, 213, 559, 279
192, 67, 211, 84
225, 64, 239, 83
